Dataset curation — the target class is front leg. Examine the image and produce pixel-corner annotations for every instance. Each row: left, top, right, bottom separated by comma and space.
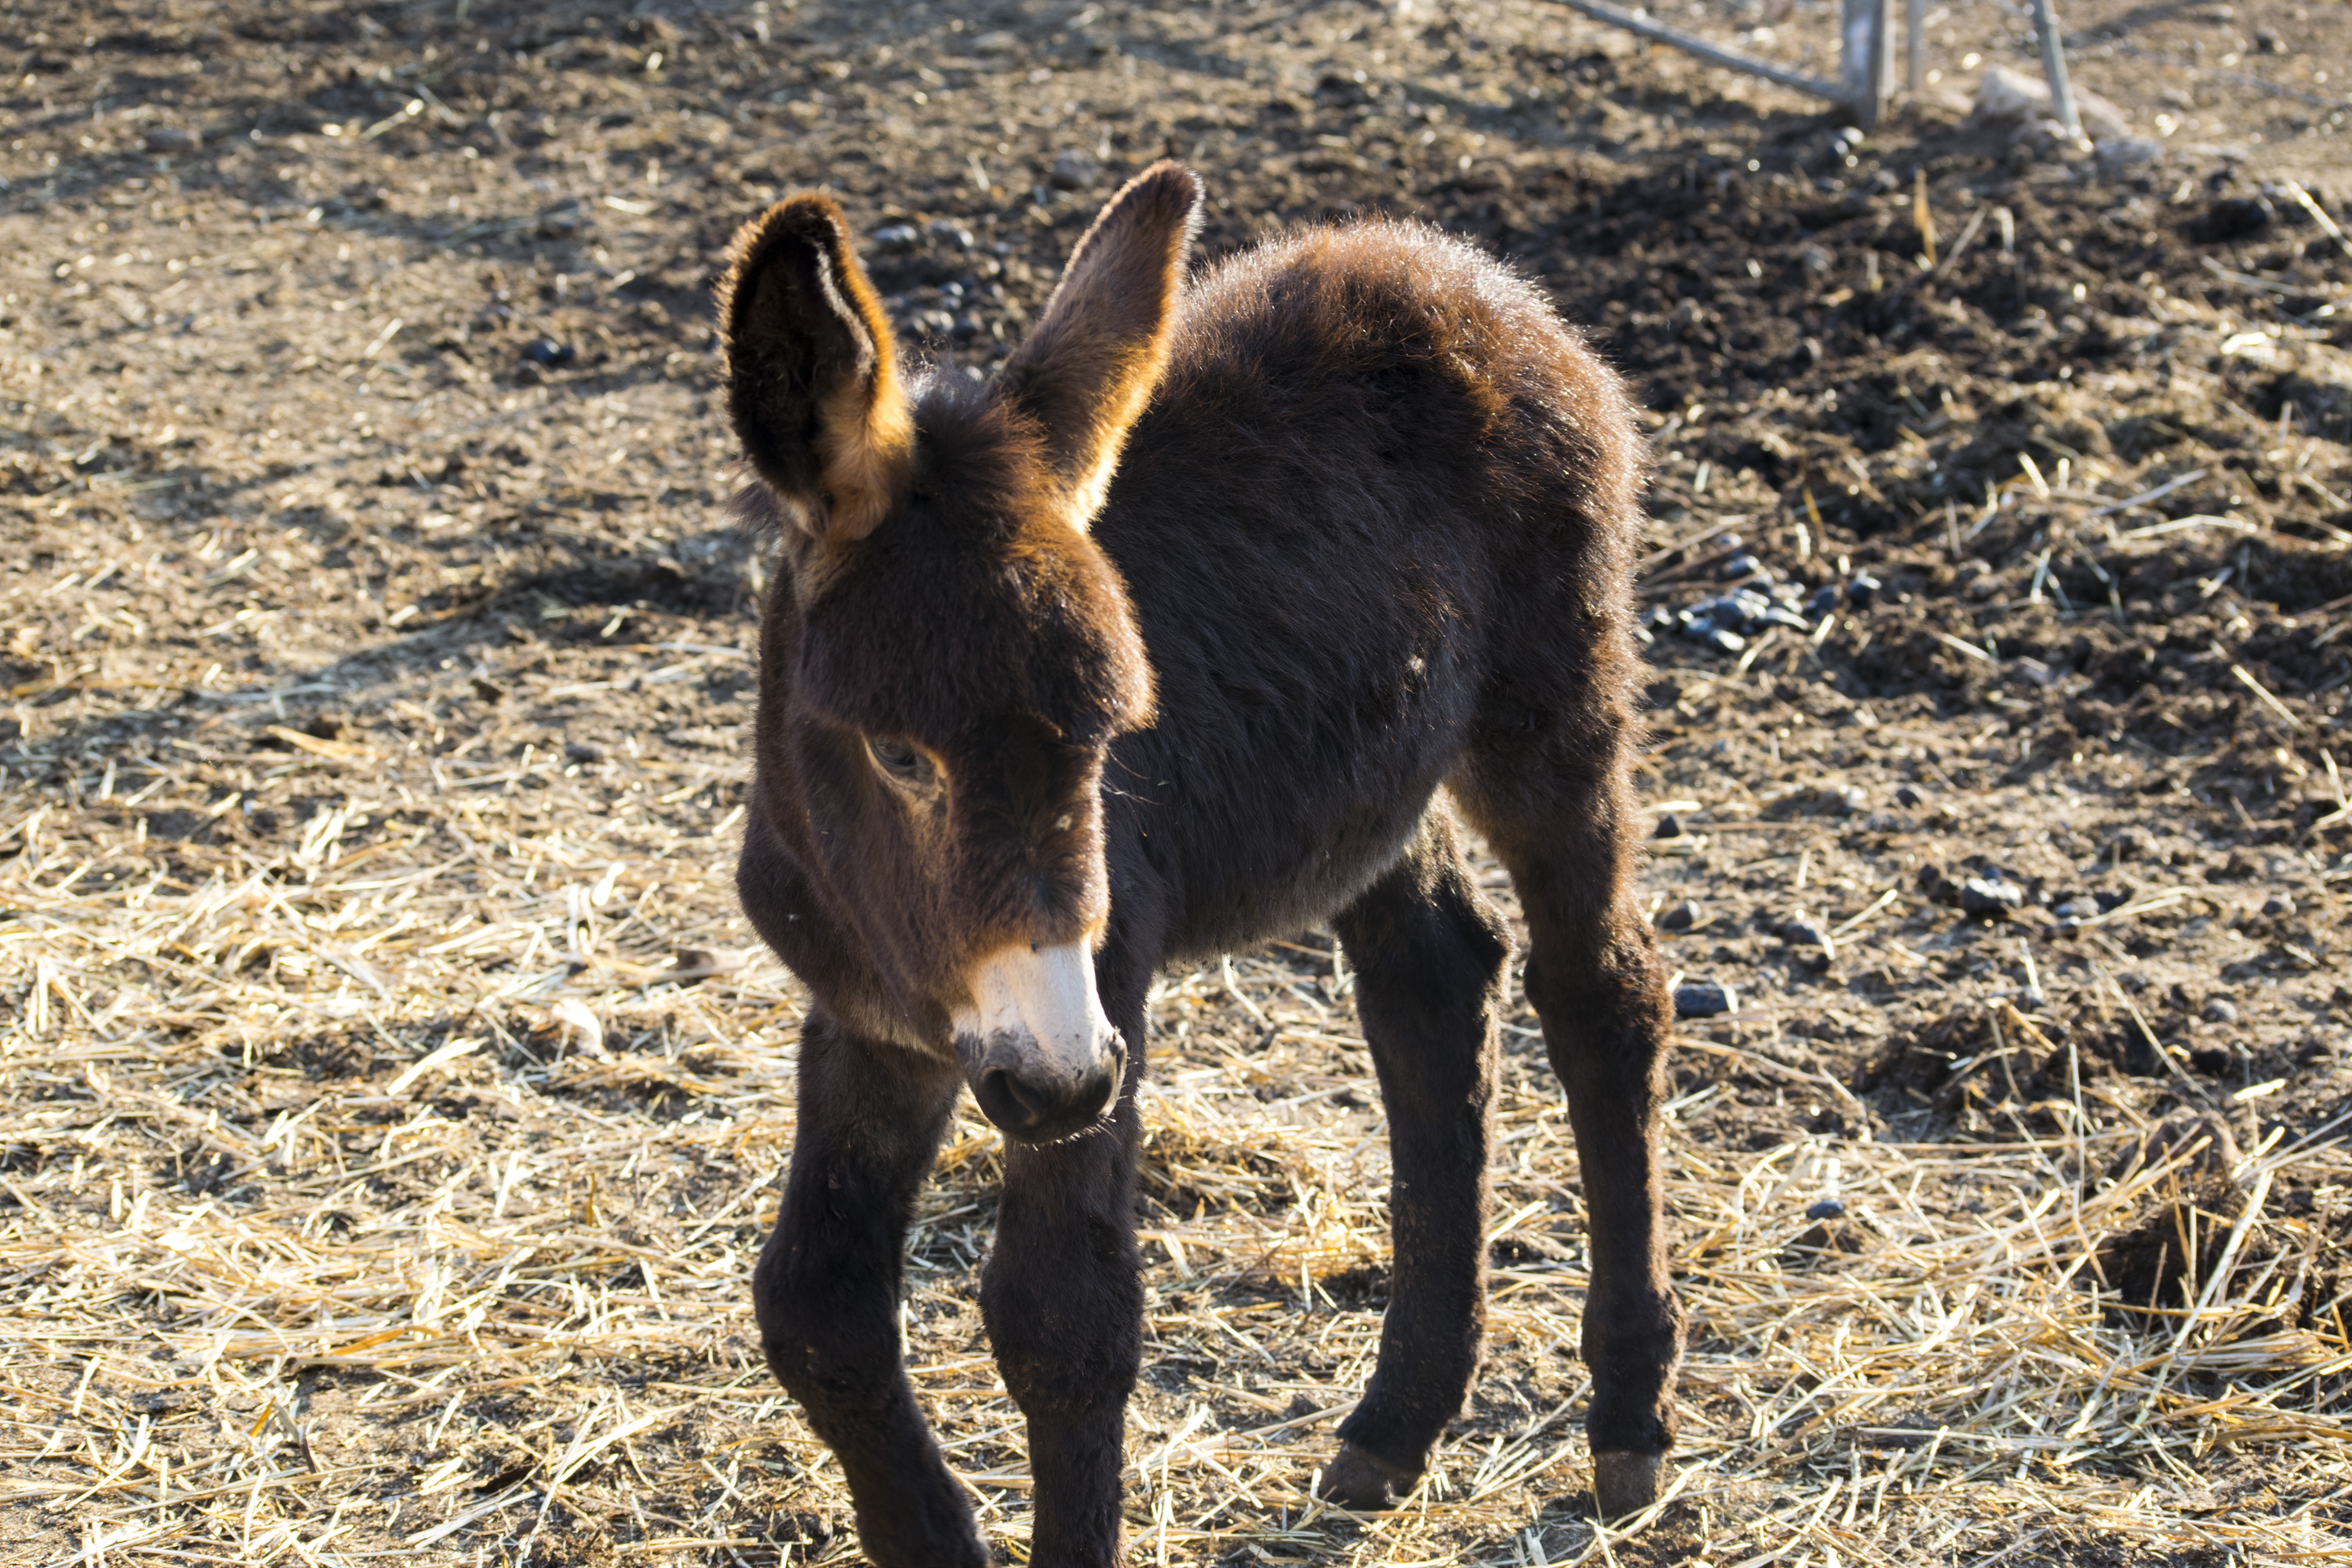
981, 1004, 1146, 1568
753, 1009, 985, 1568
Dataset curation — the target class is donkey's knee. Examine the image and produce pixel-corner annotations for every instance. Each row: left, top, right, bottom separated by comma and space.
755, 1212, 990, 1568
753, 1232, 904, 1403
1325, 839, 1510, 1498
1521, 920, 1669, 1065
979, 1226, 1144, 1419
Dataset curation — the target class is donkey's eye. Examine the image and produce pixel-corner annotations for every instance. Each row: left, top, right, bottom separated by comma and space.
866, 735, 934, 785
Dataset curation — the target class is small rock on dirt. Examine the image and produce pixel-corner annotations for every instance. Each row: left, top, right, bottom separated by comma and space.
926, 218, 976, 250
2096, 135, 2163, 174
1693, 625, 1745, 655
668, 947, 727, 984
1772, 782, 1864, 818
2202, 996, 2240, 1024
1782, 916, 1831, 948
1049, 149, 1099, 190
2189, 1044, 2244, 1075
1674, 981, 1737, 1018
1653, 813, 1684, 839
523, 337, 575, 367
2196, 195, 2275, 242
1656, 898, 1702, 932
1805, 1198, 1846, 1220
145, 126, 202, 154
1960, 877, 2024, 919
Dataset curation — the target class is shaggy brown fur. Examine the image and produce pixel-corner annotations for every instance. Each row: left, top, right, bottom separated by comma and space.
721, 163, 1682, 1568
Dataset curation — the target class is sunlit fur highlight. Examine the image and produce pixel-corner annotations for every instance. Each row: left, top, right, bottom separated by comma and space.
718, 191, 913, 544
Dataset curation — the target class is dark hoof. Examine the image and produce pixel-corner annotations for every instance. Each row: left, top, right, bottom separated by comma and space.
1592, 1450, 1663, 1518
1316, 1442, 1421, 1510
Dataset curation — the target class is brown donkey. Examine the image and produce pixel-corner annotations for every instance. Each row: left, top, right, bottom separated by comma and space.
720, 163, 1682, 1567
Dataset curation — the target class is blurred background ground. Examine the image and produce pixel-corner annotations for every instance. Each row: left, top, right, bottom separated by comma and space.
3, 0, 2351, 1563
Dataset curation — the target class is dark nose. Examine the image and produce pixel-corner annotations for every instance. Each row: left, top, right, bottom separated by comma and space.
971, 1054, 1122, 1144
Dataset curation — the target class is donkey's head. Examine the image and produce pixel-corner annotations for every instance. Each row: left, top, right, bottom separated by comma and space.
721, 164, 1202, 1143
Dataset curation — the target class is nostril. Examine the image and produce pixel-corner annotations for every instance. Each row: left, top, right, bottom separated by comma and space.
975, 1067, 1045, 1133
1091, 1051, 1123, 1117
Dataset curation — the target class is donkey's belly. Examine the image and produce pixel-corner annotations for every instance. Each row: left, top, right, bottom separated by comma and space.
1108, 661, 1475, 963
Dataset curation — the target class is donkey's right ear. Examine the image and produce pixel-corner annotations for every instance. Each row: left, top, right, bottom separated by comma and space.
719, 194, 912, 544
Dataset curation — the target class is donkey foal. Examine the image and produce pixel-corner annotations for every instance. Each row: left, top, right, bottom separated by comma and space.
720, 163, 1682, 1568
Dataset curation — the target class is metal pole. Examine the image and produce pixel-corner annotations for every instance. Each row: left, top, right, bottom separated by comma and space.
1840, 0, 1891, 128
1877, 0, 1896, 113
2029, 0, 2081, 139
1545, 0, 1849, 103
1906, 0, 1924, 94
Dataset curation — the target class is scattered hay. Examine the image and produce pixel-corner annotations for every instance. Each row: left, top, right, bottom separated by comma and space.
9, 769, 2352, 1566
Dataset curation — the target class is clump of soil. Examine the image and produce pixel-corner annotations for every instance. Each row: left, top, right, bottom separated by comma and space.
2096, 1172, 2250, 1315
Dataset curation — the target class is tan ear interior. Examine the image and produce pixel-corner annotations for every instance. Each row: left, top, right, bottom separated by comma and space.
1000, 163, 1205, 528
719, 194, 914, 545
802, 213, 913, 544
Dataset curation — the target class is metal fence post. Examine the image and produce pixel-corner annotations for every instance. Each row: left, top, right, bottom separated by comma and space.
1840, 0, 1892, 128
1906, 0, 1925, 94
2029, 0, 2082, 139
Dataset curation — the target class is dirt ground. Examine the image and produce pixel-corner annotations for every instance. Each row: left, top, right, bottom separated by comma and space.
4, 0, 2352, 1563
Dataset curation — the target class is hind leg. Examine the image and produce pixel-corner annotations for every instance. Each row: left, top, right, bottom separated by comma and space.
1318, 812, 1511, 1508
1463, 738, 1684, 1516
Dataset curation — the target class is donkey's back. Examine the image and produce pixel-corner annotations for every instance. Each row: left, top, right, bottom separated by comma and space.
1138, 219, 1643, 542
1096, 219, 1651, 964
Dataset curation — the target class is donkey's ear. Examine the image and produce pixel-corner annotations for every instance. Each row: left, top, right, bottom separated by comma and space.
719, 193, 912, 544
1000, 162, 1203, 527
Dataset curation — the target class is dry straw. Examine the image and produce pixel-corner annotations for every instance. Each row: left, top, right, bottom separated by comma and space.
4, 693, 2352, 1565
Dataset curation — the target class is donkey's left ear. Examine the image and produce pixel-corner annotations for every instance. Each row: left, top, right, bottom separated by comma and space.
719, 193, 912, 544
1000, 162, 1203, 527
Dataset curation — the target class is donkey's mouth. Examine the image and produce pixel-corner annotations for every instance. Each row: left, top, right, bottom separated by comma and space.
962, 1034, 1123, 1143
952, 942, 1123, 1143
